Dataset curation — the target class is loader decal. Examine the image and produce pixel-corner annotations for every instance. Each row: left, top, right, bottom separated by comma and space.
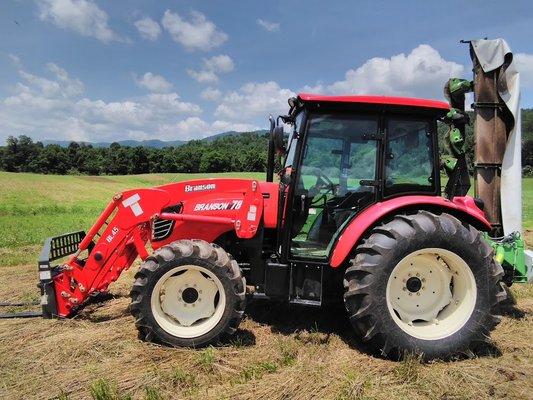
185, 183, 216, 192
105, 227, 119, 243
122, 193, 143, 216
194, 200, 243, 212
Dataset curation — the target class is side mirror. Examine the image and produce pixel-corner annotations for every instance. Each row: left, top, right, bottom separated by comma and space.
272, 126, 285, 153
269, 115, 275, 135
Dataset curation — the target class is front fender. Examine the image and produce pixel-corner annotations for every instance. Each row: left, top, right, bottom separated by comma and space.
329, 195, 491, 268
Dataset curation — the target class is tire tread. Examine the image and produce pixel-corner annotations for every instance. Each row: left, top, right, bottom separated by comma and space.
130, 239, 246, 347
343, 210, 506, 360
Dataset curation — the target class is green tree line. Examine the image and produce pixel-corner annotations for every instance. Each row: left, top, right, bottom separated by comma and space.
0, 133, 268, 175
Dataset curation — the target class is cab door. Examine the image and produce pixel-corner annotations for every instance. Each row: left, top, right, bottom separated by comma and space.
288, 112, 380, 260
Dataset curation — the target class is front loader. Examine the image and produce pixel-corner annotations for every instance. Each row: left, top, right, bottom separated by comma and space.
31, 38, 532, 359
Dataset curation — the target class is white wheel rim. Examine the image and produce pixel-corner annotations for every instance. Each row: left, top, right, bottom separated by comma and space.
385, 248, 477, 340
151, 265, 226, 339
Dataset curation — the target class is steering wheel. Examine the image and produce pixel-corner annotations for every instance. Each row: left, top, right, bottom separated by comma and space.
312, 167, 337, 195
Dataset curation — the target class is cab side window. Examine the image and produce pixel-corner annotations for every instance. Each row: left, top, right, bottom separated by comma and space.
384, 119, 435, 196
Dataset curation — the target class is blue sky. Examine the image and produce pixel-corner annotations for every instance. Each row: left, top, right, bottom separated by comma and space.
1, 0, 532, 143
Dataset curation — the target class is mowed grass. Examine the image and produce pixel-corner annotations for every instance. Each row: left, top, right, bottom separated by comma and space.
0, 172, 532, 400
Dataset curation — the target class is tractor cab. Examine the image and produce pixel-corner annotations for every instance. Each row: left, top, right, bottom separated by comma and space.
268, 94, 449, 262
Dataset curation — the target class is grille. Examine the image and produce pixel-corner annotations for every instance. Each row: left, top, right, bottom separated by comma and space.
152, 219, 175, 241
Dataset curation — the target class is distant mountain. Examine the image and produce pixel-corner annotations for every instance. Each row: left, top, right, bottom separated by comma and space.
41, 130, 268, 148
203, 130, 268, 142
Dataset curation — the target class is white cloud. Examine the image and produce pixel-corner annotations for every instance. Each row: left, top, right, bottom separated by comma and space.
215, 81, 295, 120
323, 45, 464, 99
14, 62, 84, 99
0, 63, 264, 142
8, 54, 22, 67
161, 10, 227, 52
36, 0, 125, 43
0, 62, 202, 142
159, 117, 259, 140
515, 53, 533, 89
188, 54, 234, 84
46, 63, 84, 96
201, 87, 222, 101
257, 19, 280, 32
211, 120, 259, 133
144, 93, 201, 115
187, 69, 219, 84
135, 72, 173, 93
159, 117, 209, 139
204, 55, 234, 74
134, 17, 161, 41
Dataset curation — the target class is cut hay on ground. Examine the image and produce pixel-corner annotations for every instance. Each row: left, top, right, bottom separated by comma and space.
0, 262, 531, 400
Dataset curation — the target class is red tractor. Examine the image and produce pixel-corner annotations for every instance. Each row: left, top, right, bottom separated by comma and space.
37, 39, 531, 360
37, 93, 505, 360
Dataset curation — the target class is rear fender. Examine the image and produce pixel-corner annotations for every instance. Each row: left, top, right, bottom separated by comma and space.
329, 195, 491, 268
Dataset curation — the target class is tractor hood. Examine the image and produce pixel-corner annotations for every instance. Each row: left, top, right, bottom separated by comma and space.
148, 178, 279, 248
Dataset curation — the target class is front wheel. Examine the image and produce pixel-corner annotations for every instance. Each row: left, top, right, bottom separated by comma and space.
344, 211, 506, 360
130, 239, 246, 347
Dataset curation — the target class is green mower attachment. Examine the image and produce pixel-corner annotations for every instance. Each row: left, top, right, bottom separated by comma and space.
484, 232, 533, 284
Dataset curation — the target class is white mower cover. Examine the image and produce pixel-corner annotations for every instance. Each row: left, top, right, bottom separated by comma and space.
471, 39, 522, 235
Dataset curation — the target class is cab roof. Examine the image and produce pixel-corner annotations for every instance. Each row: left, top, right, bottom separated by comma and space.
297, 93, 450, 111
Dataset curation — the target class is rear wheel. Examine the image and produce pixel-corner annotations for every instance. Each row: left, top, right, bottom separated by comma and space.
130, 239, 246, 347
343, 211, 505, 360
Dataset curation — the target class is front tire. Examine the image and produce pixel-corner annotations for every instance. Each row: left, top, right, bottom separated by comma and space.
343, 211, 505, 360
130, 239, 246, 347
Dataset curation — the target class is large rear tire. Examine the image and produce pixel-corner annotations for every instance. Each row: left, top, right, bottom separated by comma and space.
343, 211, 505, 360
130, 239, 246, 347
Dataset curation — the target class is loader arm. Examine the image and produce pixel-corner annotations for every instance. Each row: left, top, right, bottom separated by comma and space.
39, 179, 264, 318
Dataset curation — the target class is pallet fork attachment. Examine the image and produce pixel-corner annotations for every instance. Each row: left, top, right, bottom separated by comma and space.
0, 309, 42, 319
38, 231, 87, 318
0, 232, 86, 319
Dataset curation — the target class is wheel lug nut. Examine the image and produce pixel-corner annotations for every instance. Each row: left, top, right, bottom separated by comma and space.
416, 292, 420, 296
421, 278, 426, 282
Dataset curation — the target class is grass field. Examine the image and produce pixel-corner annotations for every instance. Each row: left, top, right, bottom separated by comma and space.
0, 172, 531, 399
